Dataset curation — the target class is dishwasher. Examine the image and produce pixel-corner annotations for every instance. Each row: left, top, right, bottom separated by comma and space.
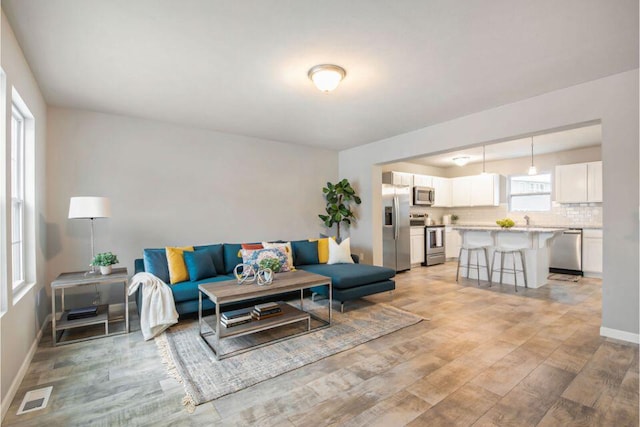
549, 228, 583, 275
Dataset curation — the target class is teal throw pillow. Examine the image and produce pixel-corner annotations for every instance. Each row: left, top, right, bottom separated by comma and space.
292, 240, 319, 266
184, 250, 217, 281
143, 249, 170, 283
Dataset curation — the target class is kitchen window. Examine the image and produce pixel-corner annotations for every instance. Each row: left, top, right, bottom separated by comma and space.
508, 173, 551, 212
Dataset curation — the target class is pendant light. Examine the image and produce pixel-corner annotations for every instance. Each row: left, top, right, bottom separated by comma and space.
528, 137, 537, 176
481, 145, 487, 174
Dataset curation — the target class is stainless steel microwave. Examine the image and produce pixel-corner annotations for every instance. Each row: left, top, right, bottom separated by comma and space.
413, 186, 435, 206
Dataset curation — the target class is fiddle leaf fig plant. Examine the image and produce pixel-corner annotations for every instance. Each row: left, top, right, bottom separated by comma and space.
90, 252, 119, 267
318, 179, 362, 241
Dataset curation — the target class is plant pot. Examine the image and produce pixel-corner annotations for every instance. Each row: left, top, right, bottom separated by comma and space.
100, 265, 112, 275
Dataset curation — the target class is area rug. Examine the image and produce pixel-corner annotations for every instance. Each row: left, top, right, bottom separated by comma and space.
548, 273, 581, 282
155, 301, 423, 410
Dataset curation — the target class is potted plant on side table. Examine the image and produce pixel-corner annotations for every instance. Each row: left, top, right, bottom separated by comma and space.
91, 252, 119, 275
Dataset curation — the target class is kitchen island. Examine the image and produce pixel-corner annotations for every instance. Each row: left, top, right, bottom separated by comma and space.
453, 226, 566, 288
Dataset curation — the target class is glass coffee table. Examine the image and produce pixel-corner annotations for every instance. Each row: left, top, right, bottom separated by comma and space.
198, 270, 332, 360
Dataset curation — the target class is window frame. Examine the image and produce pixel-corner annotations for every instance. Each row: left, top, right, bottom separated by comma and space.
11, 104, 26, 291
508, 173, 552, 213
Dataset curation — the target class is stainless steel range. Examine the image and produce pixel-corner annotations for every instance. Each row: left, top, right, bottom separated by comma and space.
423, 225, 446, 266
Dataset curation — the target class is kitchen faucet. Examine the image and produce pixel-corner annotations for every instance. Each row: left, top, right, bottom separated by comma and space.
524, 215, 530, 226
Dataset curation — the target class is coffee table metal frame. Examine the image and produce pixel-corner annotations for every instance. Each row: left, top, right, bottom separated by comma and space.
198, 270, 332, 360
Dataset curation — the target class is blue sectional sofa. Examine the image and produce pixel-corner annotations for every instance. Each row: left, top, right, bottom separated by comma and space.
134, 240, 396, 317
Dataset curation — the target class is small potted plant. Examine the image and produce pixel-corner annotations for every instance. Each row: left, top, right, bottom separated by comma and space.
91, 252, 119, 275
450, 214, 459, 224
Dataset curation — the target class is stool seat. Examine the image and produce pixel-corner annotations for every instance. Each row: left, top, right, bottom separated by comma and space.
456, 246, 491, 286
490, 248, 528, 291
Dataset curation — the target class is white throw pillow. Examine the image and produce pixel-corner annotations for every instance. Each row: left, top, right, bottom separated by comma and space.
327, 238, 354, 264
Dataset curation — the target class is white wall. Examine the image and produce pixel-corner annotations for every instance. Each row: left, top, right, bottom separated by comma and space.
0, 11, 48, 417
46, 108, 338, 299
339, 70, 639, 341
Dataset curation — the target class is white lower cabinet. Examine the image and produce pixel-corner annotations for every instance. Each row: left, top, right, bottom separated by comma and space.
410, 227, 425, 265
583, 229, 603, 275
445, 227, 461, 259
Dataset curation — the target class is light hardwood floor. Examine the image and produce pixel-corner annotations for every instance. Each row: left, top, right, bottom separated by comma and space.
4, 262, 638, 426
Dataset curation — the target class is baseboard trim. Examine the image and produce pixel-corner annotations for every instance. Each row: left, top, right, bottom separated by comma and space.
1, 314, 50, 422
600, 326, 640, 344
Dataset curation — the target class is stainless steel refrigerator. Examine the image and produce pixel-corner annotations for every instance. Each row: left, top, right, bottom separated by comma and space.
382, 183, 411, 272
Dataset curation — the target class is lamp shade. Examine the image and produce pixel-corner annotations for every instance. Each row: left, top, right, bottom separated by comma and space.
68, 197, 111, 219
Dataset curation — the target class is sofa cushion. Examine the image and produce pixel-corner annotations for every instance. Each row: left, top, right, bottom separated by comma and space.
143, 249, 170, 283
292, 240, 319, 266
298, 263, 395, 289
171, 274, 235, 303
166, 246, 194, 284
194, 244, 225, 275
184, 250, 217, 281
223, 243, 243, 274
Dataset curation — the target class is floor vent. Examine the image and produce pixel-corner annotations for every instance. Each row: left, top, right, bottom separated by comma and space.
16, 386, 52, 415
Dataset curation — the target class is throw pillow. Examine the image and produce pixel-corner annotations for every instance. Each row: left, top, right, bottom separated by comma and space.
223, 243, 243, 275
193, 244, 225, 275
292, 240, 319, 266
309, 237, 334, 264
184, 250, 217, 281
327, 238, 354, 265
241, 243, 264, 250
143, 249, 170, 283
165, 246, 194, 284
262, 242, 294, 270
241, 247, 291, 272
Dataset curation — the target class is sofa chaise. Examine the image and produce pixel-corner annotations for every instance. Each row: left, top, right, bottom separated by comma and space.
134, 239, 396, 316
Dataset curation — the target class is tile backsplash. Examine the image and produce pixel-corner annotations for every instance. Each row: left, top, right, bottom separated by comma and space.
412, 203, 602, 228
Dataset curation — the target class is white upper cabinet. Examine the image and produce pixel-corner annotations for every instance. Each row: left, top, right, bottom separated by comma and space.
587, 161, 603, 202
432, 176, 452, 207
555, 161, 602, 203
451, 176, 472, 206
382, 171, 413, 186
413, 174, 433, 188
451, 174, 500, 207
470, 174, 500, 206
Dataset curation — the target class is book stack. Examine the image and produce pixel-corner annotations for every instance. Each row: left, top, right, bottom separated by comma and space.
252, 302, 283, 320
221, 308, 253, 328
67, 306, 99, 320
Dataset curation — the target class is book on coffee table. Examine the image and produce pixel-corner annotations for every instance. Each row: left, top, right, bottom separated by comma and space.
67, 306, 99, 320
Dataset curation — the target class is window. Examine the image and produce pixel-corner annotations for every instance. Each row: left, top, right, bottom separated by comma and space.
11, 104, 25, 289
509, 173, 551, 212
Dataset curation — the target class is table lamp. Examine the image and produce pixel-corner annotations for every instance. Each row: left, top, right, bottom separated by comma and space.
68, 196, 111, 273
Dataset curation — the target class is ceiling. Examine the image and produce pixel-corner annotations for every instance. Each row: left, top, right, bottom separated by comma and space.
407, 124, 602, 168
3, 1, 638, 150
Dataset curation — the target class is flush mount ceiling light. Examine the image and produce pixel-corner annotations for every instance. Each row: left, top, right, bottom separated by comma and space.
308, 64, 346, 92
528, 137, 538, 175
453, 156, 470, 167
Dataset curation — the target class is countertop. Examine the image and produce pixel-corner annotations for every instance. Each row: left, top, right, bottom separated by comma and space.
452, 225, 567, 233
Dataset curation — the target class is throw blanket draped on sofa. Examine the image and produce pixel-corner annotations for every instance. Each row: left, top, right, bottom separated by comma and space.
129, 272, 178, 340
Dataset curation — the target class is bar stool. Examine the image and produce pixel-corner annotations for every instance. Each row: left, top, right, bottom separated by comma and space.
491, 247, 528, 292
456, 245, 492, 286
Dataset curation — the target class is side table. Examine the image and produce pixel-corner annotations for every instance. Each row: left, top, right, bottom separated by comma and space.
51, 267, 129, 346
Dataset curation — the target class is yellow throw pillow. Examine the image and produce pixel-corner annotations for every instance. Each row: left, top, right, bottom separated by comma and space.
166, 246, 194, 284
309, 237, 334, 264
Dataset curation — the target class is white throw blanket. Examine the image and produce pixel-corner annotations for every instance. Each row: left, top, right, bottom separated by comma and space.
128, 272, 179, 340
